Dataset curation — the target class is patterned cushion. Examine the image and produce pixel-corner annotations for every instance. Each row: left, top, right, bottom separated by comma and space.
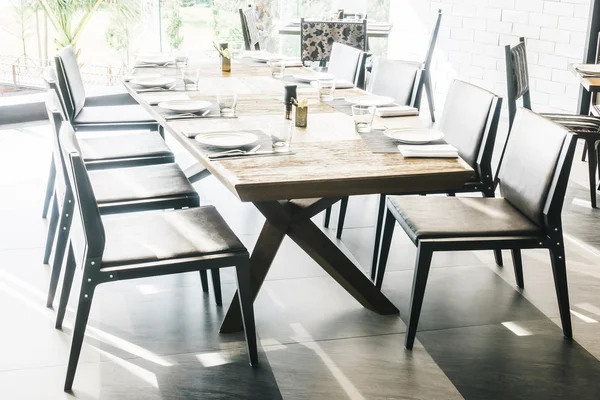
300, 19, 367, 62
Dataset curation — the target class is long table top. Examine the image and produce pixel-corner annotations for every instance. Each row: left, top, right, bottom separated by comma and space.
124, 56, 473, 202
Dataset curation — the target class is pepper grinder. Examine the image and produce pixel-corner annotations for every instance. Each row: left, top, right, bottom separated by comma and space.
283, 84, 297, 120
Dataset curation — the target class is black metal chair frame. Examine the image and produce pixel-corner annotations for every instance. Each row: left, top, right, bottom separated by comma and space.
376, 118, 577, 350
416, 9, 442, 123
56, 124, 257, 391
240, 6, 261, 51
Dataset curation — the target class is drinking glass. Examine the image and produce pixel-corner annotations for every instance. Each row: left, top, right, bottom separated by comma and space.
229, 42, 244, 58
217, 94, 238, 117
352, 105, 376, 133
173, 50, 188, 67
268, 119, 294, 151
269, 57, 286, 79
318, 78, 336, 101
181, 68, 200, 90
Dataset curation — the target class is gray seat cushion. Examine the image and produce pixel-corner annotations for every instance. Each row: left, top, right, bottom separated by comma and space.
388, 196, 541, 244
101, 206, 246, 268
78, 130, 172, 161
88, 163, 196, 204
73, 105, 155, 125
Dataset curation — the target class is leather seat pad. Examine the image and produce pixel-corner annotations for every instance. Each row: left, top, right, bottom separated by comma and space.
74, 105, 155, 125
79, 130, 172, 161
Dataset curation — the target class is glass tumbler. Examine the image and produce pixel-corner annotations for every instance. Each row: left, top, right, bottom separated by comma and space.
181, 68, 200, 90
268, 119, 294, 151
351, 105, 376, 133
317, 78, 336, 101
217, 94, 238, 117
269, 57, 286, 79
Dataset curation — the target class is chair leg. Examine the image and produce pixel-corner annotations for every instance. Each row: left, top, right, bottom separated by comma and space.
235, 259, 258, 366
511, 249, 524, 289
549, 244, 572, 339
64, 286, 95, 392
587, 139, 597, 208
47, 203, 72, 308
494, 249, 504, 267
210, 269, 222, 306
56, 245, 76, 329
42, 157, 55, 219
375, 209, 395, 289
370, 194, 387, 281
582, 141, 588, 162
336, 196, 349, 239
405, 244, 434, 350
323, 206, 332, 228
425, 73, 436, 123
199, 270, 209, 292
43, 196, 59, 264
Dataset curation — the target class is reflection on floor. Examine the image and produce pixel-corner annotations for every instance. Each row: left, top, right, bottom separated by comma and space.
1, 122, 600, 399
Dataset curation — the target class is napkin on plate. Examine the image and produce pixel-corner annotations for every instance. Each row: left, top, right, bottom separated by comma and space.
398, 144, 458, 158
376, 105, 419, 117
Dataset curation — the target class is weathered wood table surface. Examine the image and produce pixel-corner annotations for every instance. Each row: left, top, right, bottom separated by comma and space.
124, 55, 473, 332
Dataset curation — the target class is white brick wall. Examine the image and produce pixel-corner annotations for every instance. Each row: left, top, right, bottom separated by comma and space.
388, 0, 592, 113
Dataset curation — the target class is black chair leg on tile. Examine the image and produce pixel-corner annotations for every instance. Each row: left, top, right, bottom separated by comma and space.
199, 270, 209, 292
511, 249, 524, 289
582, 141, 588, 162
549, 243, 572, 339
370, 194, 387, 281
43, 197, 59, 264
323, 206, 332, 228
42, 158, 55, 219
405, 245, 433, 350
494, 249, 504, 267
336, 196, 349, 239
64, 288, 95, 392
56, 245, 76, 329
375, 209, 395, 289
210, 269, 222, 306
586, 139, 597, 208
235, 260, 258, 366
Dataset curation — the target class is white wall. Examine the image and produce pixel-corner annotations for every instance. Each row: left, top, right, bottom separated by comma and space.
387, 0, 592, 113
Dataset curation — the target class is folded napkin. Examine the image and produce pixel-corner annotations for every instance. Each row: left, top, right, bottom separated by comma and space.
398, 144, 458, 158
376, 105, 418, 117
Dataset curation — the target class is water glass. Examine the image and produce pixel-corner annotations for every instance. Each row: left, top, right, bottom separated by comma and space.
269, 57, 286, 79
182, 68, 199, 90
268, 119, 294, 151
217, 94, 238, 117
229, 42, 244, 58
173, 50, 188, 67
352, 105, 376, 133
318, 78, 336, 101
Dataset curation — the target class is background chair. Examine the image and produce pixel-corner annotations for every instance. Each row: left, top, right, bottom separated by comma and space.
327, 42, 368, 89
300, 18, 367, 65
240, 6, 261, 51
56, 123, 257, 391
417, 9, 442, 123
505, 37, 600, 208
329, 80, 504, 280
376, 108, 576, 350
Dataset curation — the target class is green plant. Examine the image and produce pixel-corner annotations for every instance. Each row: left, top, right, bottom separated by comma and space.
167, 13, 184, 50
105, 0, 141, 68
4, 0, 36, 58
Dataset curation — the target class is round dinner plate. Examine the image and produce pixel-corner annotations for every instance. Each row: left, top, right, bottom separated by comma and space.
576, 64, 600, 74
346, 95, 395, 107
384, 128, 445, 144
249, 51, 273, 63
130, 76, 176, 88
158, 100, 212, 113
195, 131, 259, 149
293, 73, 334, 83
136, 54, 174, 65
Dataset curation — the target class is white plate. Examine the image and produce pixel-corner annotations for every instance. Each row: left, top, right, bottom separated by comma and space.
122, 73, 160, 82
158, 100, 212, 113
346, 95, 395, 107
576, 64, 600, 74
293, 72, 334, 83
384, 128, 445, 144
130, 76, 176, 88
136, 54, 175, 65
195, 131, 259, 148
249, 51, 273, 62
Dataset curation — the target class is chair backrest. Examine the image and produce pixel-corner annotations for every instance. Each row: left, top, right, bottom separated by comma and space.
424, 10, 442, 70
42, 66, 70, 121
367, 58, 423, 107
239, 7, 261, 51
300, 19, 367, 63
45, 90, 70, 207
497, 108, 576, 228
327, 43, 366, 87
505, 37, 532, 129
59, 123, 106, 261
438, 80, 502, 186
55, 46, 87, 120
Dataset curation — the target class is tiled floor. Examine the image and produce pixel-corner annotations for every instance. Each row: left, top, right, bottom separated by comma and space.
1, 121, 600, 399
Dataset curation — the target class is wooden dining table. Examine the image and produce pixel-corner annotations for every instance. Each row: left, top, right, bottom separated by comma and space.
123, 55, 474, 333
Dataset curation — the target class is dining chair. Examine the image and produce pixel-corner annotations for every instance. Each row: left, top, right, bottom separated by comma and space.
56, 123, 257, 391
327, 42, 369, 89
53, 47, 158, 132
43, 102, 221, 312
240, 6, 261, 51
300, 18, 367, 64
376, 108, 576, 350
505, 37, 600, 207
581, 32, 600, 162
418, 9, 442, 123
330, 80, 504, 280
